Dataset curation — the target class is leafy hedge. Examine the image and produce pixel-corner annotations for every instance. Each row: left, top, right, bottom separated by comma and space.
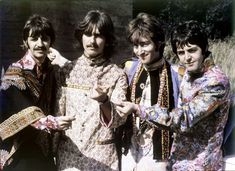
133, 0, 233, 40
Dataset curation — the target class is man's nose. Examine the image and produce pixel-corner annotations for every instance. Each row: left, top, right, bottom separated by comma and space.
137, 46, 144, 55
185, 51, 191, 61
36, 38, 44, 46
90, 36, 96, 43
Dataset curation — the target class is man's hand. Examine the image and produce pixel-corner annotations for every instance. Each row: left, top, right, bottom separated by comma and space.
47, 47, 69, 67
47, 47, 60, 61
115, 101, 139, 116
90, 81, 109, 104
57, 115, 76, 131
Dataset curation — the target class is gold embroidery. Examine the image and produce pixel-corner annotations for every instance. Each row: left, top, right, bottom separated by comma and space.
66, 83, 92, 90
0, 106, 44, 167
0, 106, 44, 141
1, 66, 41, 98
130, 60, 171, 160
1, 67, 26, 90
158, 64, 170, 160
4, 67, 22, 76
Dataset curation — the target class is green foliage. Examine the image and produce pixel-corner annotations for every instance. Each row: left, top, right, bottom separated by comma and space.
205, 0, 233, 39
133, 0, 233, 40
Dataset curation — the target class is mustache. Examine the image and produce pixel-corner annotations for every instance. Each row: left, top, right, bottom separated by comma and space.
87, 44, 98, 48
34, 46, 47, 51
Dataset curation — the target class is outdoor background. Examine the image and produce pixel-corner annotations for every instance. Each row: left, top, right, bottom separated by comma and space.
0, 0, 234, 155
0, 0, 133, 67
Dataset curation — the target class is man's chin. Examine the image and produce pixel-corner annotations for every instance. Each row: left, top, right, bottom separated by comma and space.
187, 69, 196, 73
140, 59, 149, 64
35, 55, 46, 60
33, 55, 46, 64
86, 53, 102, 58
187, 69, 202, 76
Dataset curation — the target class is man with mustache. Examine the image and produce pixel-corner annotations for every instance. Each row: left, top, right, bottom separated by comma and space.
0, 14, 75, 171
53, 10, 128, 171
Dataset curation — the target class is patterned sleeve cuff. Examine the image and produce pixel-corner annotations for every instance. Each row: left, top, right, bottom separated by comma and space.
139, 104, 161, 122
138, 105, 147, 119
31, 115, 59, 133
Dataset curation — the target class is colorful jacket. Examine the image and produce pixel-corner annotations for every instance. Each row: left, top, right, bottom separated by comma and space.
121, 57, 181, 163
140, 55, 230, 170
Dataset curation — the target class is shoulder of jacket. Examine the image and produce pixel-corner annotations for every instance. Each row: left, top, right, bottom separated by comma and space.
1, 66, 27, 91
119, 57, 138, 69
178, 65, 186, 77
171, 64, 185, 76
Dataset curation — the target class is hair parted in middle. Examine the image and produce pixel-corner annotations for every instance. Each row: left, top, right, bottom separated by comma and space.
74, 10, 116, 58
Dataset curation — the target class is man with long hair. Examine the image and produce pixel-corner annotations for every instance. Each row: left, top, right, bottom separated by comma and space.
54, 10, 128, 171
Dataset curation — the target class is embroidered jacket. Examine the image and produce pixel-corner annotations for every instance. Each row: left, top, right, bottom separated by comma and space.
54, 55, 128, 171
140, 55, 230, 171
0, 52, 58, 170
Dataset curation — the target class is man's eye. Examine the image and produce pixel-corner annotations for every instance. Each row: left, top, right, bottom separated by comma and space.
177, 51, 184, 56
30, 37, 37, 41
42, 36, 50, 41
188, 48, 197, 53
140, 42, 150, 47
84, 32, 92, 37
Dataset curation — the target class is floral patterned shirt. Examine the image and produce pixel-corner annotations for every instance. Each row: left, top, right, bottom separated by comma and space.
55, 55, 128, 171
140, 55, 230, 171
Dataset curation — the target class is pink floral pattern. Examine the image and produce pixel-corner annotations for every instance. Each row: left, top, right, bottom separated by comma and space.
31, 115, 59, 133
141, 56, 230, 171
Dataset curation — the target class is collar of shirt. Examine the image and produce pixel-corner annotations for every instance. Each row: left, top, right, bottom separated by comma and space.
82, 54, 108, 67
143, 58, 165, 72
11, 51, 37, 70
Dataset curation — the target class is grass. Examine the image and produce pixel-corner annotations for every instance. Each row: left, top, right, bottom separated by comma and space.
164, 36, 235, 95
209, 37, 235, 94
